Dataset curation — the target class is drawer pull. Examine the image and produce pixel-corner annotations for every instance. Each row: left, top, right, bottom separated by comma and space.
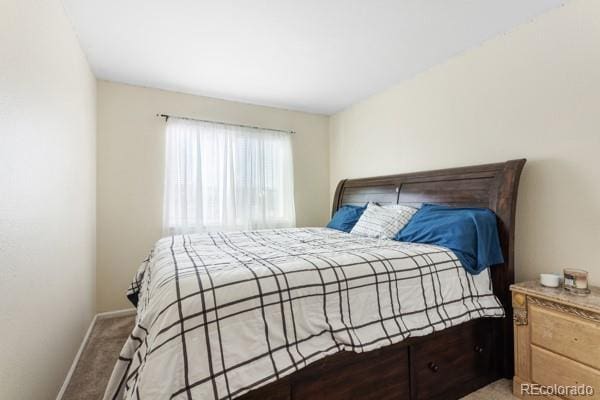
427, 362, 439, 372
474, 345, 484, 353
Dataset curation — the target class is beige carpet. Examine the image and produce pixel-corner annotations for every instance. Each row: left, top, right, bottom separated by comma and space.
462, 379, 517, 400
63, 315, 135, 400
63, 315, 518, 399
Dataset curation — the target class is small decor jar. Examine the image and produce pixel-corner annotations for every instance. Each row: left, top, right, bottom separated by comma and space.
563, 268, 591, 295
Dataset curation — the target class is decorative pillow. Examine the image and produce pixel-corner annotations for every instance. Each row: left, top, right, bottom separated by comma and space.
394, 204, 504, 274
383, 203, 421, 210
326, 204, 367, 232
350, 203, 417, 239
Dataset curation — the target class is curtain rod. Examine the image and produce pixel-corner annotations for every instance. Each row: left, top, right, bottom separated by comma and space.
156, 113, 295, 134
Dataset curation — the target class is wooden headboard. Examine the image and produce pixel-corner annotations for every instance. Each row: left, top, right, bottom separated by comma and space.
332, 158, 526, 376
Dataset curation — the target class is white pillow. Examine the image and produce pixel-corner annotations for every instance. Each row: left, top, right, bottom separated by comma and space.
350, 203, 417, 239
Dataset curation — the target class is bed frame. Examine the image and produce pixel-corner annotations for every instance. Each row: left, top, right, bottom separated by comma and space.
239, 159, 526, 400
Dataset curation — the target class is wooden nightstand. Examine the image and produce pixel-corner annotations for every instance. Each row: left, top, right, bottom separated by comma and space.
511, 280, 600, 399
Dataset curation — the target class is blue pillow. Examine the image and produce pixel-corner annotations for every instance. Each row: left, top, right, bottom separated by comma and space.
327, 204, 367, 232
394, 204, 504, 274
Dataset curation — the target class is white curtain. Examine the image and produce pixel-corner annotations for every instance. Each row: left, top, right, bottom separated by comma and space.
162, 117, 296, 235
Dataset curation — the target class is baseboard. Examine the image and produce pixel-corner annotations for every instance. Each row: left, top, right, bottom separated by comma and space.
55, 308, 136, 400
55, 314, 98, 400
97, 307, 136, 320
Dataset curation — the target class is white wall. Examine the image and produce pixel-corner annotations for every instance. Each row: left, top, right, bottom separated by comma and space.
330, 0, 600, 285
0, 1, 97, 399
97, 81, 330, 312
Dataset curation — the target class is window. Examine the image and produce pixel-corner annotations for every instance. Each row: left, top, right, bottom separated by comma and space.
162, 117, 296, 235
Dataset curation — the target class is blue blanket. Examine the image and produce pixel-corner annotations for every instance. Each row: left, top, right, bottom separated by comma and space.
395, 204, 504, 274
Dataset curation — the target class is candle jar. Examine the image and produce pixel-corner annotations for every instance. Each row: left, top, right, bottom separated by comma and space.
563, 268, 591, 295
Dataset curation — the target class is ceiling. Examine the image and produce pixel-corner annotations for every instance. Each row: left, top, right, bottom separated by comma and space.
63, 0, 565, 114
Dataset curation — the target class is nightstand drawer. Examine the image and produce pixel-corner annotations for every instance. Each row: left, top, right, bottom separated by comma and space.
531, 345, 600, 400
530, 303, 600, 369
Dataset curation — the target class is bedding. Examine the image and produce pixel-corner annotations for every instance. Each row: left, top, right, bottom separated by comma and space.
104, 227, 504, 400
350, 202, 417, 239
395, 204, 504, 274
326, 203, 366, 232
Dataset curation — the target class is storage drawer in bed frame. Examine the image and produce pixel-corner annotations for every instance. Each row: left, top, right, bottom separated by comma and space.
242, 318, 500, 400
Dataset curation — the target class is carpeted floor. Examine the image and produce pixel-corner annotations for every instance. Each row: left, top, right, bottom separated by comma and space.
63, 315, 136, 400
62, 315, 518, 399
461, 379, 517, 400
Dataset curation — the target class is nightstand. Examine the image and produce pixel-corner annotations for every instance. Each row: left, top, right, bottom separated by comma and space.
511, 280, 600, 399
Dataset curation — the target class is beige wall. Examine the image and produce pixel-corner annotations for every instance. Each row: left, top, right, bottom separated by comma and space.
330, 0, 600, 285
97, 81, 330, 311
0, 1, 97, 399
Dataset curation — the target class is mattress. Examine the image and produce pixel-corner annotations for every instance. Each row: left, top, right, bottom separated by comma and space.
104, 227, 504, 400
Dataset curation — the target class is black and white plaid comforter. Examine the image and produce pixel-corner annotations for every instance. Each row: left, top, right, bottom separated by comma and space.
104, 228, 504, 400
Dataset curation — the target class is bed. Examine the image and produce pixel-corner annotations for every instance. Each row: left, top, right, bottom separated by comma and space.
104, 159, 526, 400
